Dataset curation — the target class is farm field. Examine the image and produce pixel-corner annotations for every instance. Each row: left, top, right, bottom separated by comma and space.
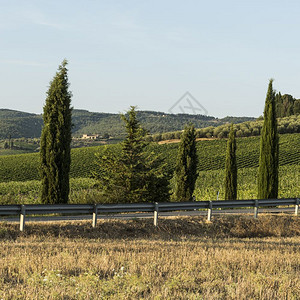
0, 132, 300, 204
1, 165, 299, 205
0, 133, 300, 183
0, 215, 299, 299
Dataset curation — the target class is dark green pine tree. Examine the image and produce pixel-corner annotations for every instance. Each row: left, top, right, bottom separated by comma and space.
93, 106, 170, 203
258, 79, 279, 199
174, 123, 198, 201
119, 106, 149, 202
40, 59, 72, 204
224, 124, 237, 200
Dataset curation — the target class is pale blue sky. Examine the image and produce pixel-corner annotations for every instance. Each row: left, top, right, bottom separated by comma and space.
1, 0, 300, 117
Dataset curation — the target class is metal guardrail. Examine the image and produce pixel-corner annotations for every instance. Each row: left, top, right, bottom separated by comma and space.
0, 198, 298, 231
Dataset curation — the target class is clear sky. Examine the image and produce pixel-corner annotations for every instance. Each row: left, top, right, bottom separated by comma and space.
1, 0, 300, 118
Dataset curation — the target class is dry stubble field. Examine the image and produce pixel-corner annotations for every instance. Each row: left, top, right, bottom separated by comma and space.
0, 215, 299, 299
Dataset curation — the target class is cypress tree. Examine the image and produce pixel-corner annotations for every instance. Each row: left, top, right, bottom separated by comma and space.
257, 79, 279, 199
8, 135, 12, 149
174, 123, 198, 201
224, 124, 237, 200
40, 59, 72, 204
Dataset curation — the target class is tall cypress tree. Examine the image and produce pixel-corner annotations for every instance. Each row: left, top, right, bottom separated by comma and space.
258, 79, 279, 199
40, 60, 72, 204
224, 124, 237, 200
174, 123, 198, 201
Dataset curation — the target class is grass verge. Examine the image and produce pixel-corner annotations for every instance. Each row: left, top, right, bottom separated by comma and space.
0, 215, 299, 299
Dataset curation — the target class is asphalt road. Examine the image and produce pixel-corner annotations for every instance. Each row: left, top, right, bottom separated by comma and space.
0, 207, 295, 223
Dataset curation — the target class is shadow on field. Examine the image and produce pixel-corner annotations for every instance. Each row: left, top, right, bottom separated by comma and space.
0, 215, 299, 241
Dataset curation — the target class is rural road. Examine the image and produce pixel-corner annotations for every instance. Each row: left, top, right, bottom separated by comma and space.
0, 207, 295, 223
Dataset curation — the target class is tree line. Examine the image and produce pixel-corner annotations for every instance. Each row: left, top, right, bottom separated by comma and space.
40, 61, 279, 204
276, 93, 300, 117
149, 113, 300, 142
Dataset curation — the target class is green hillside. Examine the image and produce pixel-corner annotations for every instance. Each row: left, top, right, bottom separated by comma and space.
153, 114, 300, 142
0, 133, 299, 183
1, 91, 299, 140
0, 108, 254, 139
0, 114, 43, 138
72, 111, 254, 138
0, 109, 38, 119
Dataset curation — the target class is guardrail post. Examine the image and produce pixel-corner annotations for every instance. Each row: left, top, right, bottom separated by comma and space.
92, 204, 98, 228
254, 200, 259, 219
154, 202, 159, 226
295, 198, 299, 216
20, 205, 26, 232
207, 201, 213, 221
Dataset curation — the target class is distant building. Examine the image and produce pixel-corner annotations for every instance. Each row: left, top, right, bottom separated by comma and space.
81, 134, 100, 140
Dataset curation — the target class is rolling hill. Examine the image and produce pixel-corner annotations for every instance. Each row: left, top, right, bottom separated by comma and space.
0, 108, 255, 139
